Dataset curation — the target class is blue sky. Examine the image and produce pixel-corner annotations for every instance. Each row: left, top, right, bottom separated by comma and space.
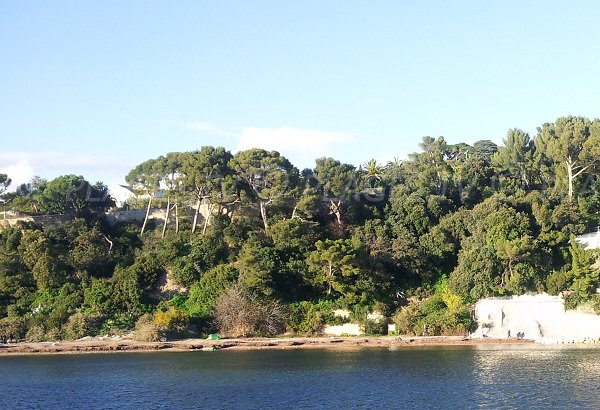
1, 1, 600, 187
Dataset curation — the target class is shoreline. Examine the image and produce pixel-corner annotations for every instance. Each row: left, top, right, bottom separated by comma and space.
0, 335, 537, 356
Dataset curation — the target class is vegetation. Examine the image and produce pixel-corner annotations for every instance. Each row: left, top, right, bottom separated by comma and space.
0, 115, 599, 340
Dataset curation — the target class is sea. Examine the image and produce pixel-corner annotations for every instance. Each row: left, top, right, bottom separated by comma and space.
0, 345, 599, 409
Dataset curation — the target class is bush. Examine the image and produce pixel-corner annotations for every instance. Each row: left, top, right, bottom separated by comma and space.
133, 314, 163, 342
562, 292, 579, 310
63, 312, 103, 340
185, 265, 239, 320
286, 301, 325, 335
153, 306, 189, 336
25, 325, 46, 342
393, 293, 474, 336
214, 284, 287, 337
99, 314, 136, 336
45, 327, 62, 342
0, 317, 26, 342
591, 295, 600, 315
363, 319, 387, 336
546, 269, 570, 295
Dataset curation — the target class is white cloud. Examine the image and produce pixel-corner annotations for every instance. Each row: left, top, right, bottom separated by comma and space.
186, 121, 241, 138
187, 121, 358, 168
0, 159, 35, 187
0, 152, 133, 189
237, 127, 355, 167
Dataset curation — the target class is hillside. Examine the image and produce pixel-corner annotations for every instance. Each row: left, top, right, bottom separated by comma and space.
0, 116, 599, 343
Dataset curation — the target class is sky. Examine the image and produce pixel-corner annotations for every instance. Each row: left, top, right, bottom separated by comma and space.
1, 1, 600, 187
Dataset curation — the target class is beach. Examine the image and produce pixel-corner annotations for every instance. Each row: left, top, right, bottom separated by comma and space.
0, 335, 535, 356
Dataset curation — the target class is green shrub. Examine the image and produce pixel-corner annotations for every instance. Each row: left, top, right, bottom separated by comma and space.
363, 319, 387, 336
25, 325, 46, 342
63, 312, 103, 340
133, 313, 163, 342
546, 269, 570, 295
185, 264, 239, 320
394, 292, 474, 336
153, 306, 189, 336
286, 301, 325, 335
0, 317, 26, 342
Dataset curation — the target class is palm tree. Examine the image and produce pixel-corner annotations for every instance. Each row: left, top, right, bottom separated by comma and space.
362, 159, 385, 188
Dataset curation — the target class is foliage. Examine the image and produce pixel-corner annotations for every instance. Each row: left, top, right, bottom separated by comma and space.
0, 117, 599, 340
134, 313, 163, 342
63, 311, 103, 340
185, 264, 239, 320
285, 300, 340, 335
214, 284, 287, 337
153, 306, 189, 336
394, 278, 474, 336
0, 316, 26, 342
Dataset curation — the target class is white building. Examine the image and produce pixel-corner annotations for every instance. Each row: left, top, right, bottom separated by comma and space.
108, 185, 138, 208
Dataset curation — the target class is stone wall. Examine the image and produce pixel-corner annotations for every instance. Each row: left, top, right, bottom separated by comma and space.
104, 203, 236, 227
0, 214, 77, 229
0, 202, 239, 231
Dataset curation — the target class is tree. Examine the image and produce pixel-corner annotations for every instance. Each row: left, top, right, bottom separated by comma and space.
0, 173, 11, 197
34, 175, 111, 215
180, 147, 233, 234
567, 235, 599, 303
236, 235, 281, 296
492, 129, 536, 190
0, 317, 25, 342
361, 159, 385, 188
536, 116, 600, 202
449, 236, 502, 301
307, 239, 365, 297
155, 153, 183, 237
168, 234, 228, 287
185, 264, 239, 320
314, 157, 357, 227
470, 140, 498, 161
406, 137, 454, 196
70, 228, 114, 278
126, 159, 163, 235
18, 230, 70, 291
230, 149, 299, 230
493, 236, 532, 287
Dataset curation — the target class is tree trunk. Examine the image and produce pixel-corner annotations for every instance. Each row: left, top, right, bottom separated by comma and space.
192, 197, 201, 233
202, 203, 213, 235
326, 261, 333, 295
161, 196, 171, 238
260, 200, 269, 230
566, 159, 574, 203
141, 195, 153, 236
330, 199, 342, 226
175, 203, 179, 234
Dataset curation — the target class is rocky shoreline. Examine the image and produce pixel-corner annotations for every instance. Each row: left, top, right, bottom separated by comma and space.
0, 335, 536, 356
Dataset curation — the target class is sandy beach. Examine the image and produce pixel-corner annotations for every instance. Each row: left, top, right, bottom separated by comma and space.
0, 335, 536, 356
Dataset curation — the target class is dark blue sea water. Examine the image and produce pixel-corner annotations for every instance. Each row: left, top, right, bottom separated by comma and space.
0, 345, 599, 409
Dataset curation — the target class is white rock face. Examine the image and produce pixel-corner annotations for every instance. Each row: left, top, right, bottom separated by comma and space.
576, 229, 600, 250
472, 294, 600, 344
